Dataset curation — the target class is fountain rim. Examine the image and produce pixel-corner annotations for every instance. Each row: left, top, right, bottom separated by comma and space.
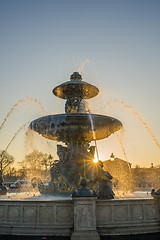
30, 113, 123, 126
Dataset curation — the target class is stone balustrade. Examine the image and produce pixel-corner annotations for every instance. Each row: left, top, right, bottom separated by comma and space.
96, 198, 160, 236
0, 199, 73, 236
0, 198, 159, 238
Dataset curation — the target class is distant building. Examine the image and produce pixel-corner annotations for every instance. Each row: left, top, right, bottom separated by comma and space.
103, 155, 134, 191
103, 154, 160, 191
131, 166, 160, 190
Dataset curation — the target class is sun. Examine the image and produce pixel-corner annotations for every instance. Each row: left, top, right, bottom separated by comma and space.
93, 153, 98, 163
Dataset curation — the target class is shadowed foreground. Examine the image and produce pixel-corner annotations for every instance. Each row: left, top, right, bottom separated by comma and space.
0, 233, 160, 240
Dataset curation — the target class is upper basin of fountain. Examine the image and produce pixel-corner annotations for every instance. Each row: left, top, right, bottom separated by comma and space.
29, 113, 122, 143
53, 72, 99, 99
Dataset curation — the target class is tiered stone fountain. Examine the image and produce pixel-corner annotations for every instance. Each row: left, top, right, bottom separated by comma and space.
29, 72, 122, 192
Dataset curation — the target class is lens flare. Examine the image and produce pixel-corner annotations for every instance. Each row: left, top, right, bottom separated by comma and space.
93, 153, 98, 163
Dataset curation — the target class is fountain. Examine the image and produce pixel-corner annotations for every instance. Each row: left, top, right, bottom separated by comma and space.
0, 72, 160, 239
29, 71, 122, 193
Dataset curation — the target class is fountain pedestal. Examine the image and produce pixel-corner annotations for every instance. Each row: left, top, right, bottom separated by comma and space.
71, 197, 100, 240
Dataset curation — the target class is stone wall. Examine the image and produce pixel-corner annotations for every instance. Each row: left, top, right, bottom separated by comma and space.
0, 198, 159, 238
0, 200, 73, 236
96, 199, 160, 236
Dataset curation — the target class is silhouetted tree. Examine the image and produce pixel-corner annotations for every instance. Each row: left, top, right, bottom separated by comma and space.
23, 150, 53, 176
0, 150, 15, 173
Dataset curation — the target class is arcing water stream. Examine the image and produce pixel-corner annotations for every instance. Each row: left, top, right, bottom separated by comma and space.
115, 131, 128, 162
0, 97, 45, 131
0, 123, 29, 171
115, 99, 160, 149
0, 97, 48, 168
78, 59, 90, 74
4, 123, 29, 153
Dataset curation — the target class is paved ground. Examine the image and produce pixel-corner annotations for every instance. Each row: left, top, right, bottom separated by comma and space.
0, 190, 152, 200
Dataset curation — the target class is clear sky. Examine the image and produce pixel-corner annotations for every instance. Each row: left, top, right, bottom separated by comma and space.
0, 0, 160, 167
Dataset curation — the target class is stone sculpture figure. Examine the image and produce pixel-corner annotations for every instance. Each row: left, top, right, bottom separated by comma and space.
54, 143, 95, 186
65, 97, 88, 114
65, 97, 81, 113
90, 161, 114, 199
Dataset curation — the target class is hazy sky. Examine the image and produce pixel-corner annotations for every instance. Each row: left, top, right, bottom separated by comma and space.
0, 0, 160, 167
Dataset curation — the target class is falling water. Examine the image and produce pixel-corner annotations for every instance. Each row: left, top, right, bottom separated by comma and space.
0, 97, 45, 131
114, 130, 133, 177
25, 129, 36, 153
115, 131, 128, 162
116, 100, 160, 149
102, 100, 129, 161
88, 111, 99, 161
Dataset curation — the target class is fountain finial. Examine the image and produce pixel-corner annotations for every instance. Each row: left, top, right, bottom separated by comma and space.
110, 153, 115, 159
70, 72, 82, 81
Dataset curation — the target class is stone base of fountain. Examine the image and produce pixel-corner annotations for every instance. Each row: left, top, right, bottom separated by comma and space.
0, 196, 159, 239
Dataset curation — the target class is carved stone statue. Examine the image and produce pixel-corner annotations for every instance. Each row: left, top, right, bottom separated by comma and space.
65, 97, 82, 113
65, 97, 88, 114
49, 143, 96, 187
90, 162, 115, 199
